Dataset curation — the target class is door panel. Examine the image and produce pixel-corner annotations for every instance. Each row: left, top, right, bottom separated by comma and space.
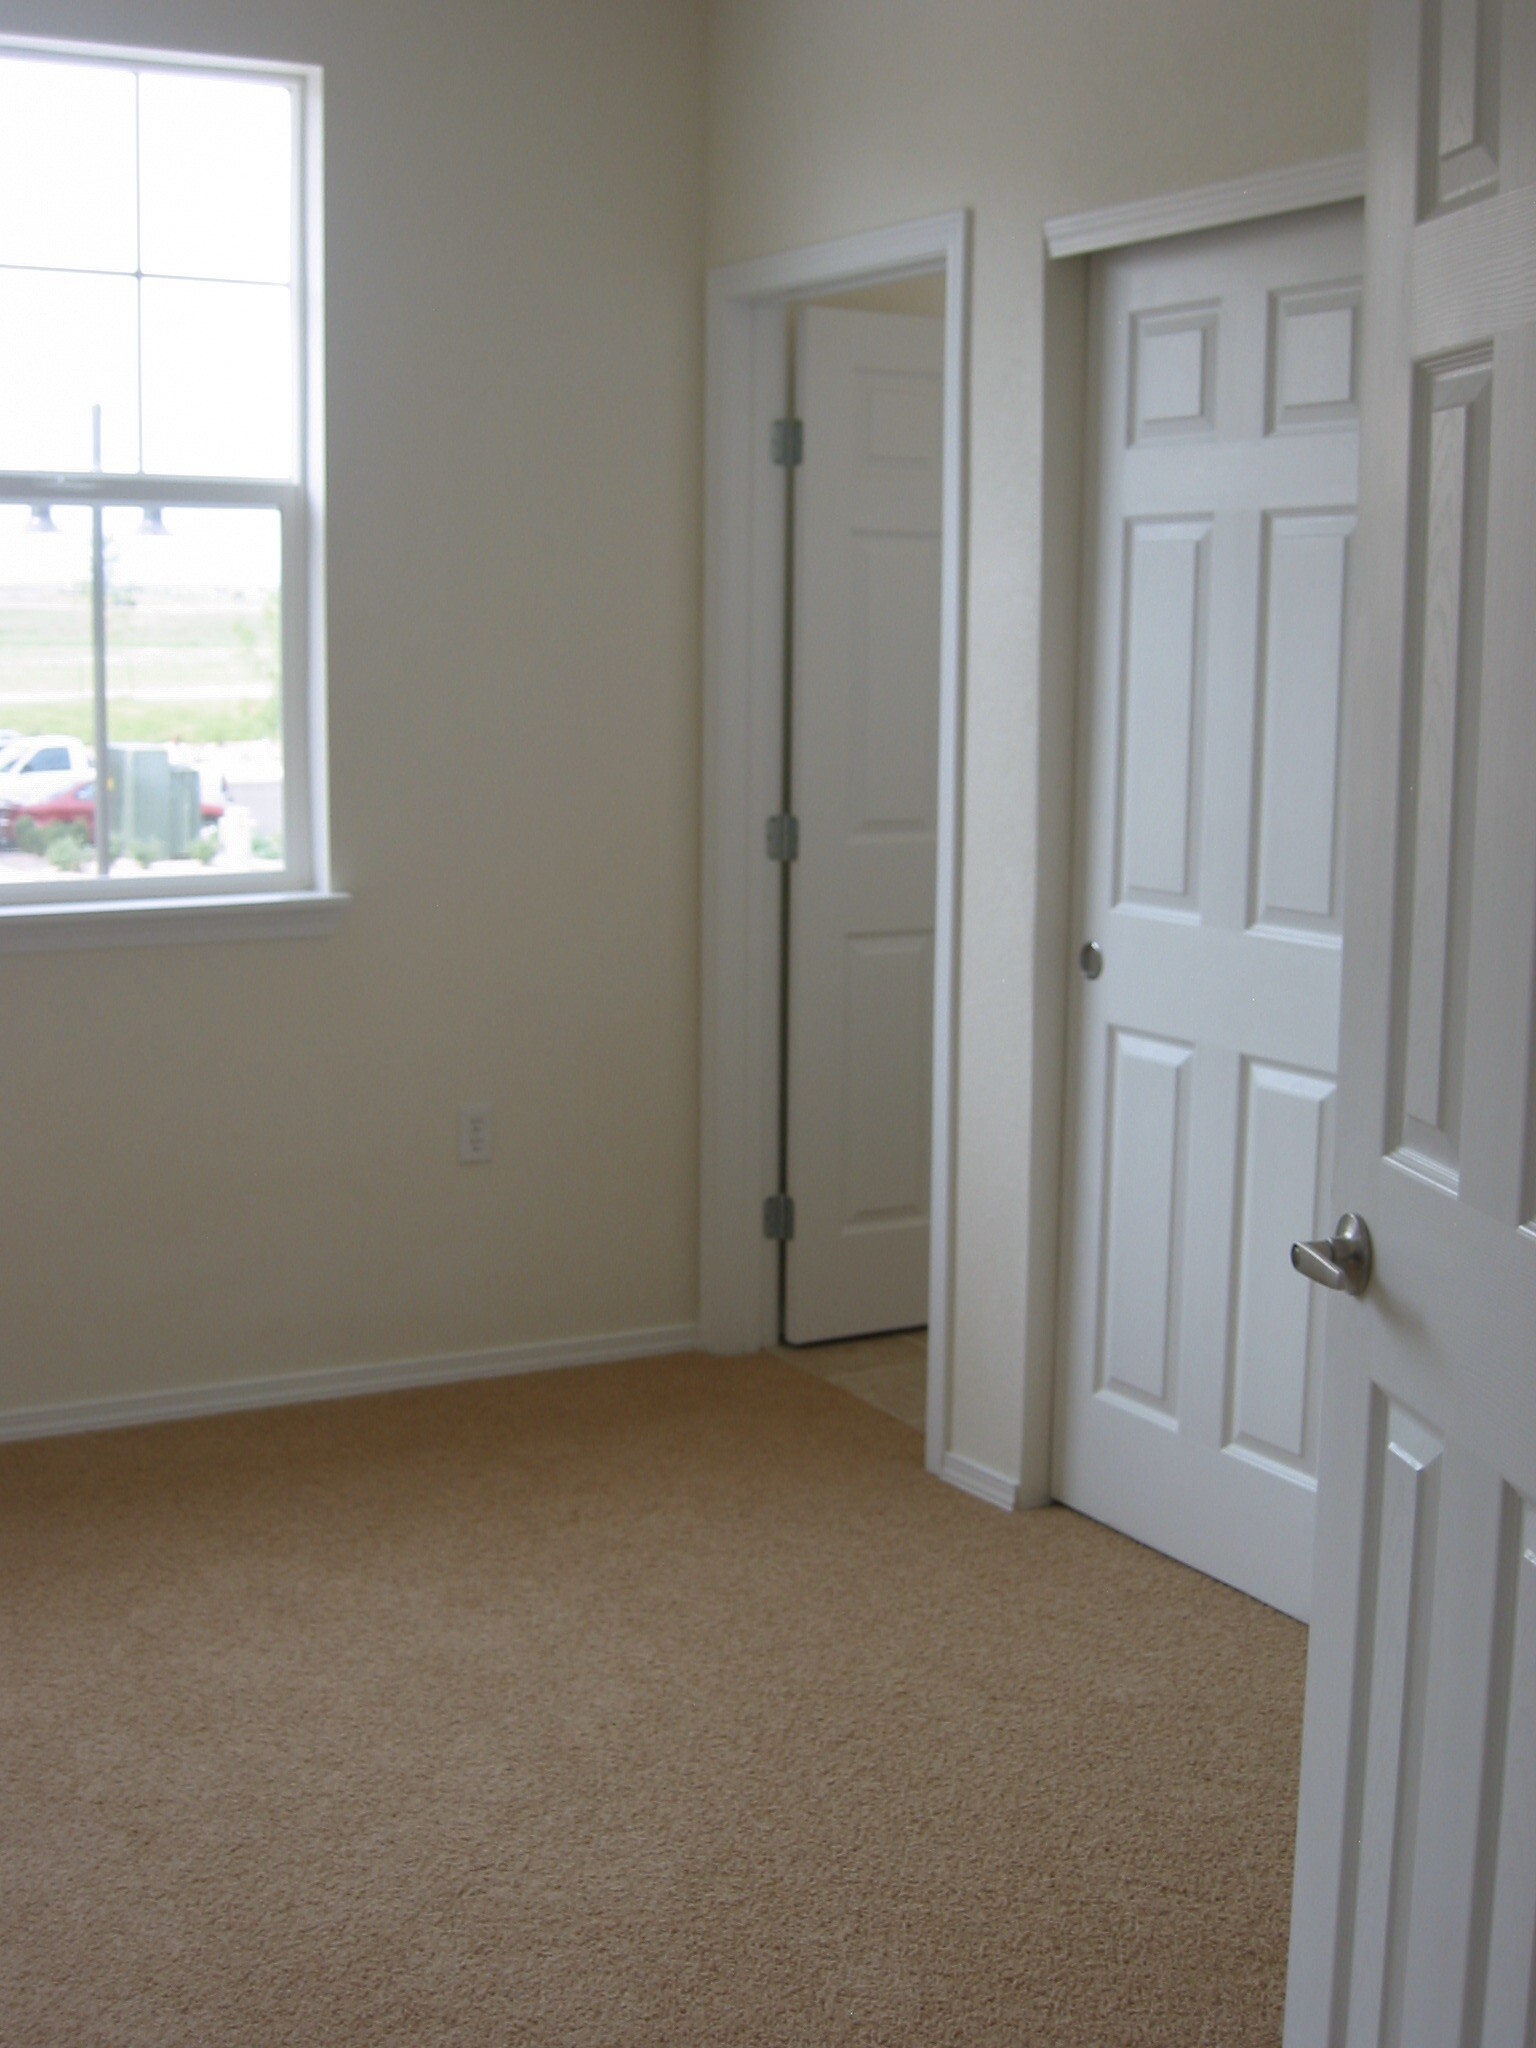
1056, 205, 1363, 1622
1098, 1029, 1193, 1416
1270, 284, 1362, 431
1228, 1060, 1334, 1473
783, 307, 943, 1346
842, 930, 933, 1221
1283, 0, 1536, 2038
1118, 518, 1209, 908
1253, 513, 1352, 934
1392, 357, 1491, 1185
848, 532, 940, 828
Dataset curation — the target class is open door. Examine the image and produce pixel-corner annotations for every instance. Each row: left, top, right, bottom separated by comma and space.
1284, 0, 1536, 2040
782, 306, 943, 1345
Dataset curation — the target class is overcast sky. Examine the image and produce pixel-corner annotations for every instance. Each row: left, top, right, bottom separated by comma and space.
0, 53, 295, 483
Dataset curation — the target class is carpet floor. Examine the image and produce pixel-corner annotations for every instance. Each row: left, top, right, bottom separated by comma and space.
0, 1353, 1307, 2046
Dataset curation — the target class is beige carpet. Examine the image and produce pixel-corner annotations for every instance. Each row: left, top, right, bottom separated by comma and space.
0, 1354, 1306, 2046
779, 1330, 928, 1429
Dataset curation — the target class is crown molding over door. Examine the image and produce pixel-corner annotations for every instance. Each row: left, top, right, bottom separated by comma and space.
1045, 152, 1367, 261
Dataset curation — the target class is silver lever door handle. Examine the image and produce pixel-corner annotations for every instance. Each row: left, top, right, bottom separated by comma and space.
1291, 1213, 1372, 1297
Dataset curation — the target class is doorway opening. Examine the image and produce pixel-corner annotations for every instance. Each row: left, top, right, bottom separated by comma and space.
699, 214, 969, 1485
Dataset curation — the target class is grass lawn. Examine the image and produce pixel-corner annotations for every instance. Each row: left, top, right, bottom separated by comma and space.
0, 591, 280, 748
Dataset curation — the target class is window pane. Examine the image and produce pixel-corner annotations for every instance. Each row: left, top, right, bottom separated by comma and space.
102, 505, 283, 878
0, 269, 139, 472
0, 503, 99, 886
139, 71, 292, 285
0, 57, 137, 273
140, 279, 293, 478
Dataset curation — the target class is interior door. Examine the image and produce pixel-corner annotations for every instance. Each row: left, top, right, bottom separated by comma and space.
783, 306, 943, 1345
1055, 206, 1364, 1620
1284, 0, 1536, 2039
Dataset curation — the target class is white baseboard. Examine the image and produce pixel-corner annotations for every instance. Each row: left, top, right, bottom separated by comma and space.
0, 1323, 700, 1445
940, 1451, 1020, 1513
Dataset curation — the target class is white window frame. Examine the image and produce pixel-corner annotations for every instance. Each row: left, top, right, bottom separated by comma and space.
0, 33, 342, 952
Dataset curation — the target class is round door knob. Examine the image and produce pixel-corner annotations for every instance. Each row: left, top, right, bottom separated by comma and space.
1080, 941, 1104, 981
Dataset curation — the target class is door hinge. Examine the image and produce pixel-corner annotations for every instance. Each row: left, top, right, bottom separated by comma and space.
771, 417, 804, 467
766, 812, 800, 863
763, 1192, 796, 1242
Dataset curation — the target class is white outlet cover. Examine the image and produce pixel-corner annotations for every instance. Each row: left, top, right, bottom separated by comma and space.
458, 1102, 493, 1164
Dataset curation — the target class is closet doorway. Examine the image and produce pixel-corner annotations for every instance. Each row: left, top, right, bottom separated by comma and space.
700, 215, 970, 1484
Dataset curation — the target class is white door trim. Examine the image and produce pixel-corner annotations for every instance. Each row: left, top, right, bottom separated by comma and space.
1044, 152, 1366, 261
700, 210, 970, 1481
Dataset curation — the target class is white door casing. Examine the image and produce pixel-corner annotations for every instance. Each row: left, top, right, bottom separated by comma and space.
1285, 0, 1536, 2041
783, 307, 943, 1346
699, 214, 968, 1482
1055, 206, 1363, 1621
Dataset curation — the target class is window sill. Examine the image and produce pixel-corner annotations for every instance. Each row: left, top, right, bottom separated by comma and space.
0, 889, 350, 954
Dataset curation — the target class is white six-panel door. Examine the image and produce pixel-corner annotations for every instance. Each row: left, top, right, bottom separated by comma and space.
1056, 207, 1364, 1621
783, 307, 943, 1345
1284, 0, 1536, 2038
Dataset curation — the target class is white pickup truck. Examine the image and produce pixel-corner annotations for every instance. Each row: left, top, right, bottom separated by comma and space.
0, 734, 93, 808
0, 735, 94, 843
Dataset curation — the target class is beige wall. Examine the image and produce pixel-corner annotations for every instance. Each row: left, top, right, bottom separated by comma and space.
705, 0, 1368, 1494
0, 0, 1370, 1456
0, 0, 706, 1414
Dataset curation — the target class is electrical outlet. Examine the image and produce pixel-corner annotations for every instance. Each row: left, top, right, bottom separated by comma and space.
458, 1102, 493, 1165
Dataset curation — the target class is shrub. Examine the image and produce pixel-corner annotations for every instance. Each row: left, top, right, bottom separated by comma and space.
12, 817, 90, 868
44, 826, 90, 872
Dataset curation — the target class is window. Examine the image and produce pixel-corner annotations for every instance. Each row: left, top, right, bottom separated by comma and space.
0, 39, 334, 942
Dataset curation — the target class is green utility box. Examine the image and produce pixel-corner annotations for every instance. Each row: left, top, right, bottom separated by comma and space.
167, 766, 202, 855
107, 746, 203, 857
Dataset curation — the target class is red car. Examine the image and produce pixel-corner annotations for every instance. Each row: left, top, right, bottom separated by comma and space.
0, 776, 225, 848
